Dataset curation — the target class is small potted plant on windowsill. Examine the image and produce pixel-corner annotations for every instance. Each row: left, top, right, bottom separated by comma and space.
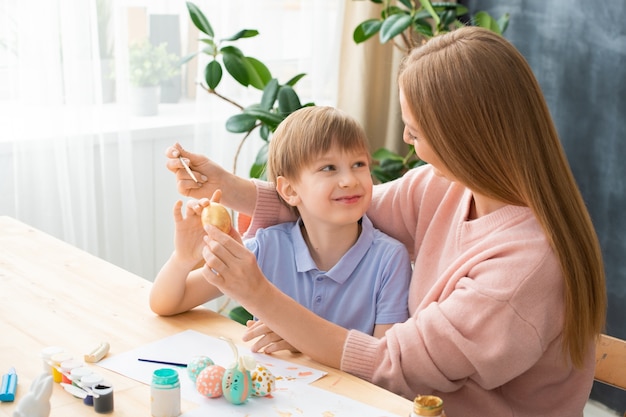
129, 40, 180, 116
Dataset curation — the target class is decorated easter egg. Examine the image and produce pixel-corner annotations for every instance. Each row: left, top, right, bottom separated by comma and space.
220, 337, 255, 405
195, 364, 225, 398
251, 365, 275, 397
222, 366, 252, 405
187, 355, 214, 383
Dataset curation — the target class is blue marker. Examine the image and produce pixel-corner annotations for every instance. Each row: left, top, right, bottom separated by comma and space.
0, 367, 17, 402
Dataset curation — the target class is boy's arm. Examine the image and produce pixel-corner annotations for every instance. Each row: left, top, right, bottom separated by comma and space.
373, 324, 394, 338
150, 199, 222, 315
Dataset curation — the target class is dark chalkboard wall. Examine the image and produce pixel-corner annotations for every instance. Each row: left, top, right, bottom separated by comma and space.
462, 0, 626, 411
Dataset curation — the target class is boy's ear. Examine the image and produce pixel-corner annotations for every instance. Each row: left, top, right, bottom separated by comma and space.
276, 176, 300, 207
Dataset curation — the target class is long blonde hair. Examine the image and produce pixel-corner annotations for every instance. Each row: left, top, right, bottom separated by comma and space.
398, 26, 606, 367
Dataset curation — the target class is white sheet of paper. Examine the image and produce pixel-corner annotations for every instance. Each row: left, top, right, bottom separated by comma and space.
98, 330, 402, 416
97, 329, 326, 403
181, 382, 403, 417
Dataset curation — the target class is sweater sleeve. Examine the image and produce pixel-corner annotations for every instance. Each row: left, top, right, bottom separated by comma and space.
242, 179, 297, 239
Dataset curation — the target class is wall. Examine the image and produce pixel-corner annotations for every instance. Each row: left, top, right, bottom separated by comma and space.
463, 0, 626, 411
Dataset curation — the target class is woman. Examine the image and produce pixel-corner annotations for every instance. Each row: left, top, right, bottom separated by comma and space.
166, 27, 606, 416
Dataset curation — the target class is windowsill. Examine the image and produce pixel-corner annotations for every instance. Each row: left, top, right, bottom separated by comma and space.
0, 99, 219, 143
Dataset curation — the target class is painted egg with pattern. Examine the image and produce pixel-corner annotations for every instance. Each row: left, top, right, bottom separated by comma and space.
195, 364, 225, 398
187, 355, 214, 383
222, 366, 252, 405
251, 365, 275, 397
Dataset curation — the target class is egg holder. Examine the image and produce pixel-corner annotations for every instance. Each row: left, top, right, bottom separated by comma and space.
189, 337, 276, 405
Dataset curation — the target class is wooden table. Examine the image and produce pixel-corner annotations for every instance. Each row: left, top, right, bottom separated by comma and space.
0, 216, 412, 416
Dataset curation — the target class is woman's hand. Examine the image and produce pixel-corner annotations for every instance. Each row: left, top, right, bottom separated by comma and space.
201, 224, 267, 305
164, 143, 258, 215
201, 223, 347, 369
165, 143, 229, 199
244, 320, 300, 354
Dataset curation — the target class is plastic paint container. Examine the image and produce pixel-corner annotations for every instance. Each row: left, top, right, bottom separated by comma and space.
50, 352, 73, 383
70, 366, 93, 386
60, 359, 83, 384
151, 368, 181, 417
40, 346, 65, 374
81, 373, 104, 388
93, 383, 114, 413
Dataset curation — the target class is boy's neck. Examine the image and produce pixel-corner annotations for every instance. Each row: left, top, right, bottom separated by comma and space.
299, 219, 362, 272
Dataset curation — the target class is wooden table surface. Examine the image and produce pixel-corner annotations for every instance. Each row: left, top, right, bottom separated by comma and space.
0, 216, 412, 416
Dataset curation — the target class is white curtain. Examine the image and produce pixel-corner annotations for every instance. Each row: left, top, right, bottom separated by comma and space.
0, 0, 343, 281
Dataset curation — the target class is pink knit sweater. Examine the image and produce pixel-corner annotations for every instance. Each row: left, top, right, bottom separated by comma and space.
247, 165, 595, 417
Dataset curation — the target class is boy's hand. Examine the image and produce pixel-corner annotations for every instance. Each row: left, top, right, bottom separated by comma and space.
172, 198, 211, 266
243, 320, 300, 354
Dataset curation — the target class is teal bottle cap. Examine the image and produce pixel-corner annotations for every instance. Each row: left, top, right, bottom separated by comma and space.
153, 368, 179, 385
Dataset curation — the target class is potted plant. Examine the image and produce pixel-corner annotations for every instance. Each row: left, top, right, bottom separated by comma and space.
183, 1, 312, 178
129, 40, 180, 116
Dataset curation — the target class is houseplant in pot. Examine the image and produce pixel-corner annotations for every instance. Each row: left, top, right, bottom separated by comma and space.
129, 40, 180, 116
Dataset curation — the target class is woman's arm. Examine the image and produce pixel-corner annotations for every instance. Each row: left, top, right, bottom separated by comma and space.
201, 224, 347, 367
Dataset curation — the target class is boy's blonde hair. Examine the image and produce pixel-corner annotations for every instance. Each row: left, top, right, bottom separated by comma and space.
267, 106, 371, 185
399, 26, 606, 368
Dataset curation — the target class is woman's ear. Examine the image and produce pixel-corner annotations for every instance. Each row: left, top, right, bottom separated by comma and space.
276, 176, 300, 207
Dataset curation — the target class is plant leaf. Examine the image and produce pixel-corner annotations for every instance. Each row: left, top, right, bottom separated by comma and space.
431, 2, 468, 15
221, 46, 249, 86
380, 13, 412, 44
204, 60, 222, 89
225, 113, 257, 133
473, 11, 501, 34
419, 0, 441, 26
259, 124, 270, 141
413, 19, 434, 38
228, 306, 253, 325
284, 73, 307, 86
221, 29, 259, 42
277, 85, 302, 116
497, 13, 510, 34
186, 2, 214, 37
180, 51, 199, 65
245, 56, 272, 90
249, 142, 269, 179
372, 147, 404, 161
353, 19, 382, 43
243, 107, 285, 129
260, 78, 279, 110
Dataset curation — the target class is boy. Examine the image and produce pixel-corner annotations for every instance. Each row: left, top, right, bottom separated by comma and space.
150, 106, 411, 345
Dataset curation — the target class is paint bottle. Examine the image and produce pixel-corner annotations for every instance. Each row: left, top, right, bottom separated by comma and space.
151, 368, 181, 417
410, 395, 446, 417
40, 346, 65, 374
60, 359, 83, 384
70, 366, 93, 387
93, 383, 114, 413
49, 352, 73, 383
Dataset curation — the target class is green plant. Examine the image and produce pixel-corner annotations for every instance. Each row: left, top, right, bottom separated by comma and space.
353, 0, 510, 182
353, 0, 509, 52
183, 1, 313, 178
129, 40, 180, 87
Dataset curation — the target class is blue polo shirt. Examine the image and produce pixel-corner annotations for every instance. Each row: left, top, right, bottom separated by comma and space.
244, 215, 411, 335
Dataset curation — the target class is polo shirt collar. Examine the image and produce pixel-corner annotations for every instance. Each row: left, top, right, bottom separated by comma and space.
291, 215, 375, 284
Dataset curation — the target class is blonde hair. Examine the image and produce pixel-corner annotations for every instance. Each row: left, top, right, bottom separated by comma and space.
398, 26, 606, 367
267, 105, 371, 186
